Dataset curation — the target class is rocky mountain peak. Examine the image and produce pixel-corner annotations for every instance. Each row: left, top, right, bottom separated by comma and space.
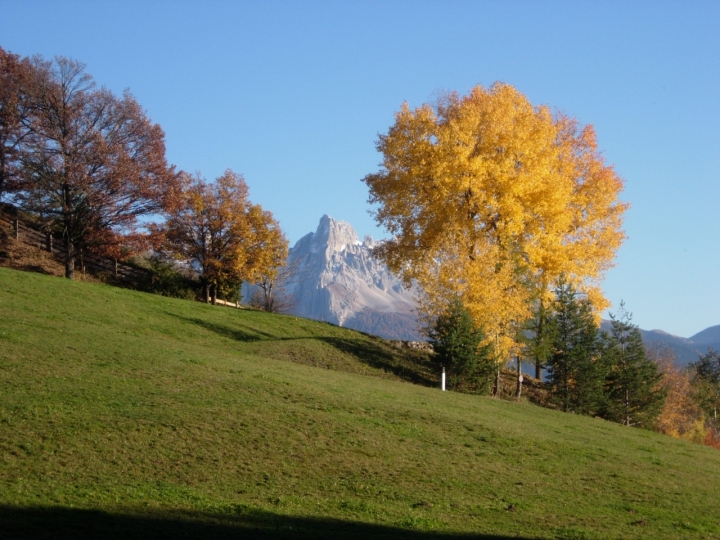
280, 215, 421, 340
314, 215, 359, 255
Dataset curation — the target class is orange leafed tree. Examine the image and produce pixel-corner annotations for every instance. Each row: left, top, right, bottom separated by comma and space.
158, 170, 288, 304
363, 83, 627, 368
651, 346, 706, 443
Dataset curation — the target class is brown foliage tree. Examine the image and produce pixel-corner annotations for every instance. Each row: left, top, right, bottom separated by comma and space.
158, 170, 288, 304
7, 52, 177, 279
0, 46, 33, 198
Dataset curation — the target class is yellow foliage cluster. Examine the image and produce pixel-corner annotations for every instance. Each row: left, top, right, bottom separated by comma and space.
364, 83, 627, 361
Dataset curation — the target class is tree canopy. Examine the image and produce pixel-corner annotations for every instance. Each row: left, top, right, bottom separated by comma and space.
157, 170, 288, 304
363, 83, 627, 361
545, 280, 605, 415
0, 49, 178, 278
601, 306, 666, 428
428, 298, 494, 393
690, 349, 720, 426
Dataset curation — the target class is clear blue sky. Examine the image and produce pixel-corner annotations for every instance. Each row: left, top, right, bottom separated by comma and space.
1, 0, 718, 337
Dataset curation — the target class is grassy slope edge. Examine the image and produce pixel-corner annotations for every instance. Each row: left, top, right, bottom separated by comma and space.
1, 267, 719, 540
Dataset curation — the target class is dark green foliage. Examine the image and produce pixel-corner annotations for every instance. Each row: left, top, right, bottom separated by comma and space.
215, 275, 243, 304
545, 281, 604, 414
600, 304, 666, 428
690, 348, 720, 425
428, 299, 494, 392
141, 256, 198, 300
524, 300, 555, 380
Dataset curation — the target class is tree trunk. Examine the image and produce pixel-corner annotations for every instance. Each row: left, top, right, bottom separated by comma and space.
625, 388, 630, 426
516, 357, 523, 399
535, 301, 546, 379
211, 282, 217, 305
203, 280, 209, 303
493, 365, 501, 397
64, 241, 75, 280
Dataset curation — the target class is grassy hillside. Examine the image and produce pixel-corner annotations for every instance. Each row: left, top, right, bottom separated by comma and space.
1, 267, 719, 539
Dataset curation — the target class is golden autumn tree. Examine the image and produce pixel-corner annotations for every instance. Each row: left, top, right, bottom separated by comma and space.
158, 170, 288, 304
363, 83, 627, 384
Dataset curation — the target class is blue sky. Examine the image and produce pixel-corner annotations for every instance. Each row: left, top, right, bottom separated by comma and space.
1, 0, 718, 337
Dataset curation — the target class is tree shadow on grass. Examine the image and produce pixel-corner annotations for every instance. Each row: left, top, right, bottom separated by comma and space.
166, 312, 438, 388
166, 313, 274, 342
0, 505, 540, 540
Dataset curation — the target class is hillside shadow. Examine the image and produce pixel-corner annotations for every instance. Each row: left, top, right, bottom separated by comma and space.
167, 313, 274, 342
0, 505, 539, 540
319, 336, 437, 387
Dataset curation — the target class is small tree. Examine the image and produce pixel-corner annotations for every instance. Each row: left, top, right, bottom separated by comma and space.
600, 304, 666, 428
429, 298, 494, 393
545, 280, 604, 415
690, 349, 720, 427
652, 345, 706, 443
524, 299, 555, 380
158, 170, 287, 304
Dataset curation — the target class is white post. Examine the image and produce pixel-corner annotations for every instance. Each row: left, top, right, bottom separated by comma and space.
441, 366, 446, 391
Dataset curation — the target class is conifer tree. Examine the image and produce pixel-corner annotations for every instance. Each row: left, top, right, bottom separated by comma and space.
545, 280, 604, 414
690, 349, 720, 426
429, 298, 494, 393
600, 304, 666, 428
524, 300, 555, 381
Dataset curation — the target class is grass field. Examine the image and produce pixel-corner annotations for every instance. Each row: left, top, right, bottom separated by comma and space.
1, 266, 719, 539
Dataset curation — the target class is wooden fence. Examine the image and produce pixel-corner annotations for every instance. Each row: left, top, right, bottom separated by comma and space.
0, 207, 151, 285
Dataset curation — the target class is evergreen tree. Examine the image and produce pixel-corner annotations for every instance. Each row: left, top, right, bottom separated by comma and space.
429, 299, 494, 393
524, 299, 555, 381
689, 348, 720, 426
545, 281, 604, 414
600, 304, 666, 428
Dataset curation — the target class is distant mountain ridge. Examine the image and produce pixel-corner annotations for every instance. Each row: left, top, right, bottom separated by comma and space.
608, 323, 720, 366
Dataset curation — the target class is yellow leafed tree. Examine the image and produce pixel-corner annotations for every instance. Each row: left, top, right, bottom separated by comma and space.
363, 83, 627, 375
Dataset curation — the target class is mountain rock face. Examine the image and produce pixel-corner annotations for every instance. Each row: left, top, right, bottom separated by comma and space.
281, 215, 422, 340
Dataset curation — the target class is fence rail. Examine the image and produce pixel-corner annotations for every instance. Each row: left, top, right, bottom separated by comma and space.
0, 208, 151, 284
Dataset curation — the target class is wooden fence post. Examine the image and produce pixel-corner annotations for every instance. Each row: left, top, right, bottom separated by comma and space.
45, 232, 53, 252
13, 219, 19, 240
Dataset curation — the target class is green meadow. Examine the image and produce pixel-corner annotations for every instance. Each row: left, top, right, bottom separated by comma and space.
1, 266, 719, 539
